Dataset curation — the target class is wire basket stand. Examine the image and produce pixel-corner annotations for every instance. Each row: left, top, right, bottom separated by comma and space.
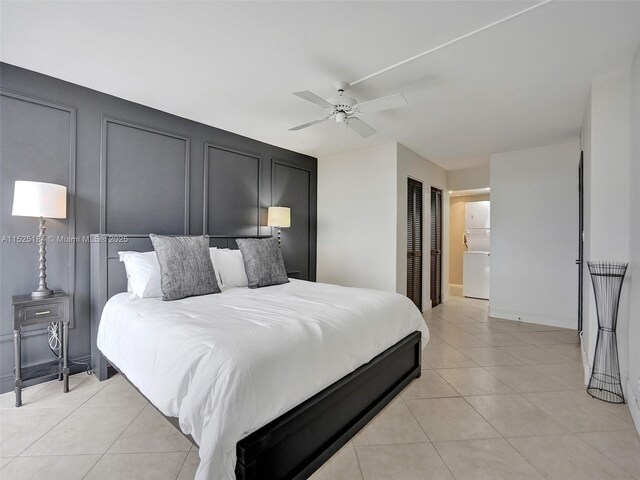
586, 261, 627, 404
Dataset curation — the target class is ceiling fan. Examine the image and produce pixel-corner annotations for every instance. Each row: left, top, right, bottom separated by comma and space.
289, 81, 407, 138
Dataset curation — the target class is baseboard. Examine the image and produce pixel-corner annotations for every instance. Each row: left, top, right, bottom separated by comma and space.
488, 307, 576, 330
422, 300, 433, 312
0, 353, 92, 395
449, 284, 463, 297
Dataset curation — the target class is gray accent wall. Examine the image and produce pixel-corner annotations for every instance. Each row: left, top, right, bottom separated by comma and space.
0, 62, 317, 393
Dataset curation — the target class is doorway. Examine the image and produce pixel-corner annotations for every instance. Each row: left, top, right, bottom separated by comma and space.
578, 152, 584, 331
431, 187, 443, 307
407, 178, 423, 310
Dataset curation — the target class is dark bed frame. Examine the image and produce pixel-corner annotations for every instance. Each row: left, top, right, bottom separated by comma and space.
90, 234, 422, 480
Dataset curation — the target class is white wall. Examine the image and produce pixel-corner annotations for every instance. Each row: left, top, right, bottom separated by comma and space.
628, 42, 640, 430
580, 70, 632, 394
396, 143, 449, 308
317, 143, 398, 291
490, 141, 580, 328
447, 165, 490, 191
317, 142, 449, 312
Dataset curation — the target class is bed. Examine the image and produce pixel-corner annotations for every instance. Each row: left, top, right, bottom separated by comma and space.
90, 234, 428, 480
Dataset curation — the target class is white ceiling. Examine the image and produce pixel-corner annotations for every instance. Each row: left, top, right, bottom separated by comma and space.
2, 1, 640, 170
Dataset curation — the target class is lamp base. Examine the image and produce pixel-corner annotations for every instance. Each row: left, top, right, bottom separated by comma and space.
31, 288, 54, 299
32, 217, 53, 299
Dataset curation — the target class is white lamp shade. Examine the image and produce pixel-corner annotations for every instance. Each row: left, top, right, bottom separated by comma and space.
267, 206, 290, 228
12, 181, 67, 219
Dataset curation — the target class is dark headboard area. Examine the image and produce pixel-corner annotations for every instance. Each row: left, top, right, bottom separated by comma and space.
89, 234, 269, 379
0, 62, 317, 393
93, 234, 268, 300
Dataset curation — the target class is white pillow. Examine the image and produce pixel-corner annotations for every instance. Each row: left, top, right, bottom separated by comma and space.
210, 248, 248, 289
209, 247, 224, 290
118, 251, 163, 299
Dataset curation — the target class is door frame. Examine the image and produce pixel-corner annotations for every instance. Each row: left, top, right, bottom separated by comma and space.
430, 186, 443, 307
578, 152, 584, 331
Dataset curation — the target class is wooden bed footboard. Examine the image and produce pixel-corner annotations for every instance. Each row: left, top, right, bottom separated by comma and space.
235, 330, 422, 480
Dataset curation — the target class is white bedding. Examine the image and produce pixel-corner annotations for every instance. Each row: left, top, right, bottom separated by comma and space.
97, 279, 428, 480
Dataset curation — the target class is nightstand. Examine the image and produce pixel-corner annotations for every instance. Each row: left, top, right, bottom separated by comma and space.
286, 270, 301, 279
12, 291, 70, 407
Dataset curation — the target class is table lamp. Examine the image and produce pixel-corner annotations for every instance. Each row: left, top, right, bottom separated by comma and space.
12, 181, 67, 298
267, 206, 290, 247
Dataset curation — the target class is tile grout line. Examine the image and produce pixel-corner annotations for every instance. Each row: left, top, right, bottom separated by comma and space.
80, 397, 148, 480
8, 374, 108, 459
350, 443, 366, 480
174, 447, 193, 480
430, 368, 466, 398
7, 452, 106, 457
576, 431, 640, 477
502, 435, 556, 479
437, 367, 514, 397
398, 393, 460, 480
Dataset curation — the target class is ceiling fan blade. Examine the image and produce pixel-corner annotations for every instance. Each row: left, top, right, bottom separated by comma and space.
356, 93, 407, 113
289, 116, 331, 131
346, 117, 376, 138
292, 91, 334, 110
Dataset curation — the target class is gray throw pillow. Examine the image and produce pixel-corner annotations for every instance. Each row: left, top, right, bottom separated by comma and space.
236, 237, 289, 289
149, 234, 221, 301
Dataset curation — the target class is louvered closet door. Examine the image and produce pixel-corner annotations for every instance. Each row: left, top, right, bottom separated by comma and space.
407, 178, 423, 310
430, 187, 443, 307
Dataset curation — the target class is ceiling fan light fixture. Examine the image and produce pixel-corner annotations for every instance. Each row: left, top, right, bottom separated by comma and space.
289, 81, 406, 138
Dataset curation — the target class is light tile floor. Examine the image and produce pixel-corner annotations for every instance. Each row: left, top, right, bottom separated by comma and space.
1, 296, 638, 479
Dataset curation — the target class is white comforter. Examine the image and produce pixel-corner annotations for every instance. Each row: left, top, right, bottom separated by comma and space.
97, 279, 428, 480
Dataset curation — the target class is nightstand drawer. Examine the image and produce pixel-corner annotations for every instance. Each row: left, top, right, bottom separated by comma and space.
23, 303, 64, 323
